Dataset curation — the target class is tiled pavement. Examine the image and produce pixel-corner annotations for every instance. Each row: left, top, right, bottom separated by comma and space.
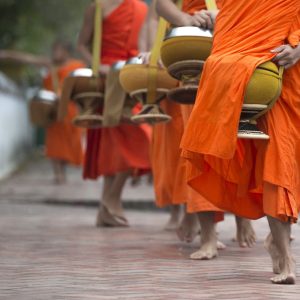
0, 156, 154, 208
0, 158, 300, 299
0, 201, 300, 300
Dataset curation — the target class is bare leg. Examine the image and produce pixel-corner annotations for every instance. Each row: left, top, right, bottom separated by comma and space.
177, 211, 200, 243
52, 159, 66, 184
190, 212, 218, 260
266, 216, 296, 284
234, 216, 256, 248
264, 232, 281, 274
165, 205, 181, 231
96, 171, 130, 227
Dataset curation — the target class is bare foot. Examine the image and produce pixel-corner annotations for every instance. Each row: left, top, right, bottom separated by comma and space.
52, 160, 66, 185
165, 205, 181, 231
165, 218, 179, 231
235, 217, 256, 248
190, 242, 218, 260
190, 212, 218, 260
264, 233, 281, 274
266, 217, 296, 285
271, 256, 296, 284
177, 213, 200, 243
96, 205, 129, 227
217, 240, 226, 250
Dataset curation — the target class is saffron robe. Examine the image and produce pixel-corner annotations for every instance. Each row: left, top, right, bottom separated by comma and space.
84, 0, 151, 178
151, 0, 223, 219
44, 59, 84, 165
181, 0, 300, 222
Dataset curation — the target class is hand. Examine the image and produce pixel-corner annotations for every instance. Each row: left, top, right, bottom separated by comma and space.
99, 64, 110, 75
138, 52, 151, 64
138, 52, 164, 68
180, 10, 213, 29
192, 10, 213, 29
271, 44, 300, 69
206, 10, 219, 26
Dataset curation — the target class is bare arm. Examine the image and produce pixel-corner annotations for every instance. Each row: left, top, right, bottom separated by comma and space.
139, 0, 159, 52
156, 0, 194, 26
156, 0, 216, 29
77, 4, 95, 66
0, 50, 50, 67
147, 1, 159, 48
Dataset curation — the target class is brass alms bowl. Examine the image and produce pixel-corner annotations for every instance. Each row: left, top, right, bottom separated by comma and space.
161, 26, 213, 105
30, 89, 58, 127
119, 57, 177, 124
161, 26, 213, 70
61, 68, 105, 128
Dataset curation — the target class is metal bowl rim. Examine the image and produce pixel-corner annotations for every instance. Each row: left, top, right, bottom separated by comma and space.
164, 26, 213, 40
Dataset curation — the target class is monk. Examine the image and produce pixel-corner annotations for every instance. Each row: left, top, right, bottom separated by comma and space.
156, 0, 256, 258
44, 41, 84, 184
78, 0, 151, 227
139, 0, 184, 230
180, 0, 300, 284
0, 41, 84, 184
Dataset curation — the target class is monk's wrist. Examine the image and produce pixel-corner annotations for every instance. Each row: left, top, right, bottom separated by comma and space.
173, 12, 193, 27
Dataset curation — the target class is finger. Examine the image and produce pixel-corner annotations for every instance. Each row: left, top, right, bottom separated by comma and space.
194, 11, 212, 25
194, 15, 210, 29
192, 15, 207, 28
270, 45, 287, 53
273, 50, 291, 61
277, 58, 291, 67
284, 63, 293, 69
202, 12, 213, 29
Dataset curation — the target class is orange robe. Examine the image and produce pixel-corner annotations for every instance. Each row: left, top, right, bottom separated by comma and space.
151, 100, 187, 207
44, 59, 84, 165
181, 0, 300, 222
151, 0, 223, 219
176, 0, 223, 218
84, 0, 151, 178
182, 0, 222, 13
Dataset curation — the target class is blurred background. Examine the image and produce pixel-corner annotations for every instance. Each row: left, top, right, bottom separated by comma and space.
0, 0, 151, 180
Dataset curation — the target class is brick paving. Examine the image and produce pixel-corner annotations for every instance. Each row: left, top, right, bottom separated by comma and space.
0, 155, 154, 208
0, 200, 300, 300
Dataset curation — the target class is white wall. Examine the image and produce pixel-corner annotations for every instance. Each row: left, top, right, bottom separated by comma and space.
0, 73, 34, 179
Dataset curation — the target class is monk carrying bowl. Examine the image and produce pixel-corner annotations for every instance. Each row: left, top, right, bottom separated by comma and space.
161, 26, 213, 104
61, 68, 105, 129
29, 89, 58, 127
119, 56, 177, 124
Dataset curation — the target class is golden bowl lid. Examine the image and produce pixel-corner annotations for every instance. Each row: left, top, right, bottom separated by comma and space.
164, 26, 213, 41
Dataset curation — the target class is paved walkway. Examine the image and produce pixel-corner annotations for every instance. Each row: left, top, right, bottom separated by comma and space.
0, 156, 154, 208
1, 201, 300, 299
0, 158, 300, 299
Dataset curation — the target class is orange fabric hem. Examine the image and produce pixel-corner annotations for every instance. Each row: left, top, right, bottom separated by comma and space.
183, 151, 299, 224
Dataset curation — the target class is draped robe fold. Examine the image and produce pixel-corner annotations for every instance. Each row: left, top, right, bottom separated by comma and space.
83, 0, 151, 179
181, 0, 300, 222
151, 0, 223, 221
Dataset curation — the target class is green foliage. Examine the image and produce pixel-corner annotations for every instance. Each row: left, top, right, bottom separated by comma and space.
0, 0, 150, 84
0, 0, 90, 55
